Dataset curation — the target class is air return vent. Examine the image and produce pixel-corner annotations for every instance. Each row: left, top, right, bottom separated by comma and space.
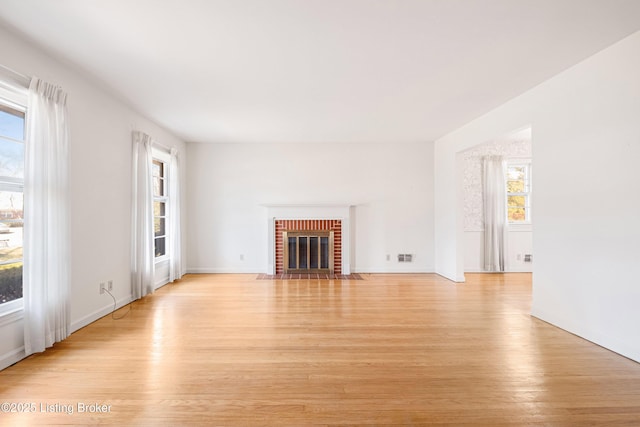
398, 254, 413, 262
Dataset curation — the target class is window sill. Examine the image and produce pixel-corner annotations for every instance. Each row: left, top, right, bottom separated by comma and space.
0, 298, 24, 327
508, 222, 532, 232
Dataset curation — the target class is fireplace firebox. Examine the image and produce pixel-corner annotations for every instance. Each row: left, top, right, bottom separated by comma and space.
283, 231, 334, 274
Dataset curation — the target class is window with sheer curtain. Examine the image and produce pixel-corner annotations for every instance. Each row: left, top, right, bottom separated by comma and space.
132, 133, 182, 298
152, 146, 181, 280
1, 66, 74, 357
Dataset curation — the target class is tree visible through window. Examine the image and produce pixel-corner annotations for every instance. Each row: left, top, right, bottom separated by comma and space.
152, 159, 167, 258
506, 163, 531, 223
0, 102, 25, 305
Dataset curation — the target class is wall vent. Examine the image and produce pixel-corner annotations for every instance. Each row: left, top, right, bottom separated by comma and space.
398, 254, 413, 262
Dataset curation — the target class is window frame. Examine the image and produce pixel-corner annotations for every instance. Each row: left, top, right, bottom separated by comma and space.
152, 149, 170, 263
0, 94, 26, 316
506, 160, 532, 224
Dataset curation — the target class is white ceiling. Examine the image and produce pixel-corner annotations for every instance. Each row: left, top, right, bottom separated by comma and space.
1, 0, 640, 144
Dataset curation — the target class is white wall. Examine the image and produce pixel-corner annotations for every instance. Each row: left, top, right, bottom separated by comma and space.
186, 141, 434, 274
464, 229, 532, 272
0, 24, 187, 370
435, 31, 640, 361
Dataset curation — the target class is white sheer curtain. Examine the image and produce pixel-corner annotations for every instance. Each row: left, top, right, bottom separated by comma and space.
131, 131, 155, 299
23, 77, 70, 355
167, 147, 182, 282
483, 156, 507, 272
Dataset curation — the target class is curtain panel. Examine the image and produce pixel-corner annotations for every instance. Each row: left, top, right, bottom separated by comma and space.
131, 131, 155, 299
168, 148, 182, 282
23, 77, 70, 355
483, 156, 507, 272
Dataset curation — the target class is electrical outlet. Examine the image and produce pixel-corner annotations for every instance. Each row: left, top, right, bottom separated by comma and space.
386, 254, 390, 261
100, 282, 105, 294
240, 254, 244, 261
517, 254, 522, 261
107, 280, 113, 291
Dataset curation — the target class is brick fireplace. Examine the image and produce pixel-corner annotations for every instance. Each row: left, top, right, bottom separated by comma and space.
264, 204, 351, 275
275, 219, 342, 274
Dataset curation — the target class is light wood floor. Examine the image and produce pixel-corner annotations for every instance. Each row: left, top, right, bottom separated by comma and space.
1, 273, 640, 426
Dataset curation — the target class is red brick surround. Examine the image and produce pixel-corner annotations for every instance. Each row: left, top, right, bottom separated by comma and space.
275, 219, 342, 274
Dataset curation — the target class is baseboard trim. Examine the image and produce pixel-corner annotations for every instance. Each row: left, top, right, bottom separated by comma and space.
186, 268, 264, 274
531, 307, 640, 364
355, 269, 436, 274
464, 270, 533, 273
0, 346, 25, 371
70, 294, 133, 333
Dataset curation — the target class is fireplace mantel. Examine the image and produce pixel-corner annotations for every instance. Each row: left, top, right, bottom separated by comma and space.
264, 204, 353, 275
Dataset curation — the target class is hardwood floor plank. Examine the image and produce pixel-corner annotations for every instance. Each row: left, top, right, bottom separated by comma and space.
1, 273, 639, 425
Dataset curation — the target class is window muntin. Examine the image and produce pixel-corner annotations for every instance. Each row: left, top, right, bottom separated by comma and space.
0, 102, 24, 306
506, 163, 531, 223
152, 159, 167, 258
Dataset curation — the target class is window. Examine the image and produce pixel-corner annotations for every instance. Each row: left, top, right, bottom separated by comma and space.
0, 101, 25, 306
152, 158, 167, 258
506, 163, 531, 223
